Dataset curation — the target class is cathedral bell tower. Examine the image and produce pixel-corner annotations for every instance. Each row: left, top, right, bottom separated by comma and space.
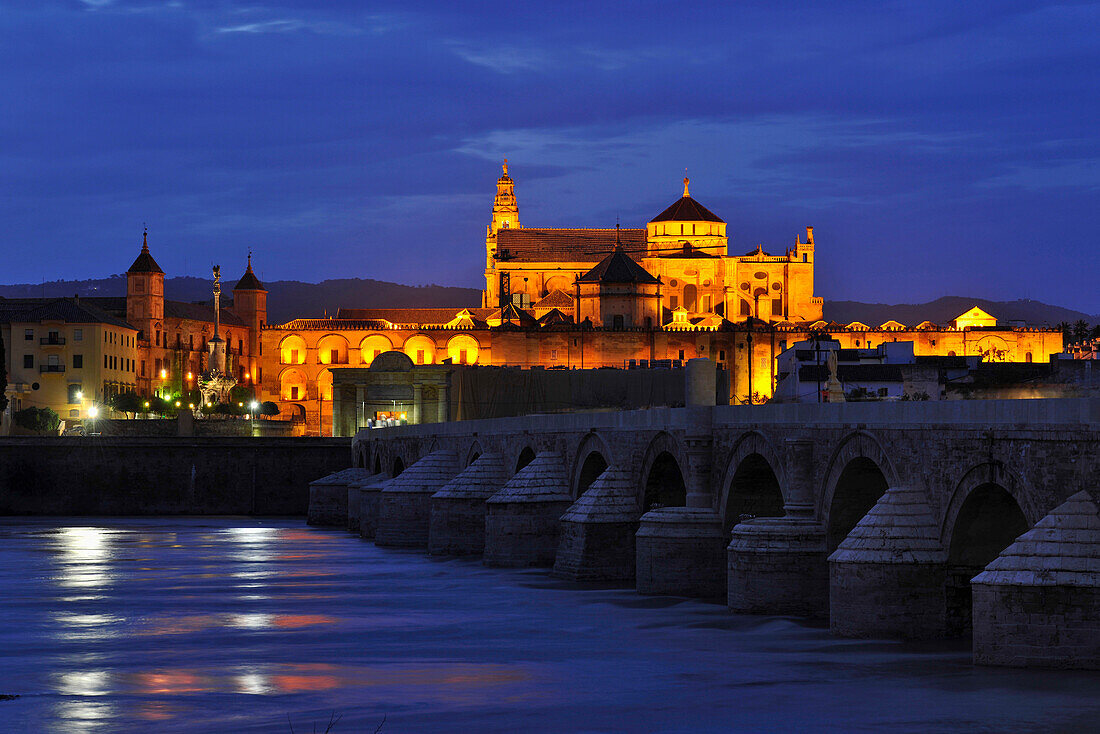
484, 159, 522, 307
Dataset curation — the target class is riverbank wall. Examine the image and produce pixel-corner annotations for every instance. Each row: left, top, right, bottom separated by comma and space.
0, 437, 351, 515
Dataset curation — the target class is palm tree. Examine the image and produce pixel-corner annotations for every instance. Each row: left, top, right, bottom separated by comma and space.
1072, 319, 1090, 344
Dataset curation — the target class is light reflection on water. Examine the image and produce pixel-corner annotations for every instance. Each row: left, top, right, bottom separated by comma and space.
0, 518, 1098, 733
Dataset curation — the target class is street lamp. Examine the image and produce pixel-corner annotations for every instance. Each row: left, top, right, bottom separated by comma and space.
249, 401, 259, 435
87, 405, 98, 434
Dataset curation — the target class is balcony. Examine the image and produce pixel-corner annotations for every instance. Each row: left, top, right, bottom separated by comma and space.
40, 364, 66, 373
40, 336, 66, 345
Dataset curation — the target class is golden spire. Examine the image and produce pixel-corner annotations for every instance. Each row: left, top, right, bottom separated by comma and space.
502, 158, 508, 176
683, 176, 690, 198
142, 226, 149, 252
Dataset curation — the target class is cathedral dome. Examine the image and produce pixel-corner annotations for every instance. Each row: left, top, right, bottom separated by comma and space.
649, 178, 724, 224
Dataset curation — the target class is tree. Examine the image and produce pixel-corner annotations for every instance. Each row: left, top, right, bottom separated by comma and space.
1072, 320, 1090, 344
1091, 324, 1100, 340
148, 396, 169, 416
13, 406, 60, 434
110, 391, 144, 418
1057, 321, 1072, 344
258, 401, 280, 417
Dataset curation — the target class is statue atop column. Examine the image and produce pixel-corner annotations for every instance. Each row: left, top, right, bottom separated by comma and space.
199, 263, 237, 407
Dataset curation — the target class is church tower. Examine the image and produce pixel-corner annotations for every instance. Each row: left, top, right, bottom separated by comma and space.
484, 160, 521, 307
126, 228, 164, 343
232, 253, 268, 388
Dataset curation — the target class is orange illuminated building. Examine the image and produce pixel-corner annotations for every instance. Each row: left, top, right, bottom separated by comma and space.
258, 163, 1063, 434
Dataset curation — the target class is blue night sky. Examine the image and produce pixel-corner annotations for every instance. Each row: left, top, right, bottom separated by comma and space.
2, 1, 1098, 312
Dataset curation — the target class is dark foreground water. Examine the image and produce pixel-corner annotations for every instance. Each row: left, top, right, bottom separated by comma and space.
0, 519, 1098, 733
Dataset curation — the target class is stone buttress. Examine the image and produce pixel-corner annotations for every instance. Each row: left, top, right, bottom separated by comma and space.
349, 473, 390, 539
554, 467, 640, 581
429, 453, 508, 556
375, 450, 460, 548
308, 468, 376, 527
972, 490, 1100, 669
828, 487, 948, 639
636, 508, 727, 598
483, 453, 572, 567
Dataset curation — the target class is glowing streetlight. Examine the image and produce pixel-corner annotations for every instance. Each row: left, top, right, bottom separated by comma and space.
76, 391, 83, 401
175, 401, 181, 408
160, 369, 167, 379
186, 371, 193, 380
87, 406, 98, 418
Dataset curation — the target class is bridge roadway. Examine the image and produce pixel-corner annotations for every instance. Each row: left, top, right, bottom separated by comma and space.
330, 395, 1100, 669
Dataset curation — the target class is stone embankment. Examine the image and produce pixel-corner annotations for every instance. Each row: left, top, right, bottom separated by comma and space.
0, 436, 350, 515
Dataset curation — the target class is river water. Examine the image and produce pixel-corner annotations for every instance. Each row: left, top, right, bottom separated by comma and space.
0, 518, 1096, 733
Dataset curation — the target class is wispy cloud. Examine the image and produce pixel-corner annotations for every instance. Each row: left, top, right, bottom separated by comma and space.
215, 18, 359, 36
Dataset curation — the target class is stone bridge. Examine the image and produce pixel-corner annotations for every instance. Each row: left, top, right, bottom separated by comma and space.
334, 395, 1100, 668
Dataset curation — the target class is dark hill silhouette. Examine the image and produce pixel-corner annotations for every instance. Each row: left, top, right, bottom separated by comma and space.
0, 276, 1094, 327
0, 275, 482, 324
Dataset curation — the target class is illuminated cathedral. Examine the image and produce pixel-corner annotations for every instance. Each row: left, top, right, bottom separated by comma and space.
483, 162, 822, 327
258, 163, 1062, 434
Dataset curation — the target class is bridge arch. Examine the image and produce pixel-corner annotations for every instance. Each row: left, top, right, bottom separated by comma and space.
514, 445, 536, 474
719, 432, 787, 532
465, 440, 484, 467
639, 433, 688, 511
941, 461, 1032, 637
821, 431, 899, 552
571, 431, 614, 499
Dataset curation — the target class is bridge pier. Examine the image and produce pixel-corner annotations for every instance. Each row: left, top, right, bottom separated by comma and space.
727, 439, 828, 616
308, 468, 375, 527
347, 472, 386, 534
376, 450, 460, 548
973, 490, 1100, 669
353, 474, 389, 539
636, 404, 726, 597
554, 467, 640, 581
429, 453, 508, 556
636, 508, 726, 598
483, 453, 572, 567
828, 487, 948, 639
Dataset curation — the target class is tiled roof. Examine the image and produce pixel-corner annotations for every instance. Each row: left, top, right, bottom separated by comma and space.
334, 307, 471, 325
234, 264, 265, 291
495, 228, 647, 263
537, 309, 573, 325
127, 238, 164, 274
650, 196, 724, 224
275, 319, 393, 330
0, 298, 135, 330
578, 247, 660, 285
533, 289, 575, 309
